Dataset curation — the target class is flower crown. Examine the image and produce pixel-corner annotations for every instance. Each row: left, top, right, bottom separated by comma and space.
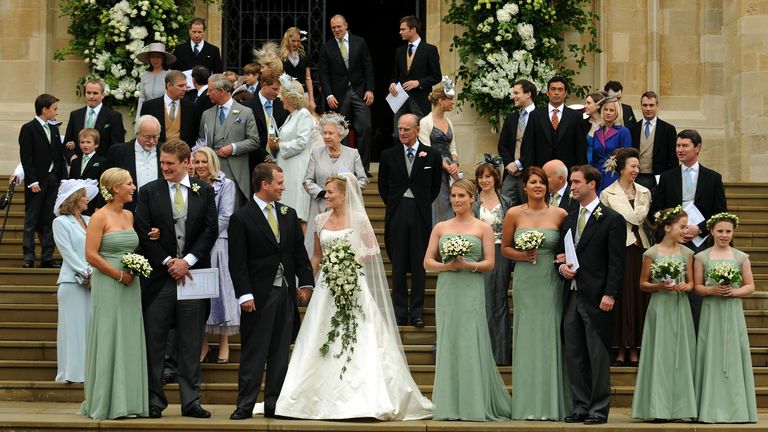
99, 185, 113, 202
442, 75, 456, 98
603, 155, 618, 173
706, 212, 739, 230
653, 205, 685, 225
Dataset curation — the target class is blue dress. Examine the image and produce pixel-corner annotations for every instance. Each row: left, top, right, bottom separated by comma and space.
591, 125, 631, 193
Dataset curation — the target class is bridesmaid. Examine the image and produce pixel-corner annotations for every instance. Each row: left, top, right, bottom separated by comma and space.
631, 206, 696, 421
424, 179, 512, 421
693, 212, 757, 423
500, 166, 570, 420
590, 97, 631, 193
472, 161, 513, 366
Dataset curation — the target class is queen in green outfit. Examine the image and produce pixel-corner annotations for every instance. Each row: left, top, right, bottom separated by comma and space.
693, 212, 757, 423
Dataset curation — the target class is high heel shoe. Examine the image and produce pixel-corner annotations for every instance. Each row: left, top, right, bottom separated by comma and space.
217, 347, 229, 364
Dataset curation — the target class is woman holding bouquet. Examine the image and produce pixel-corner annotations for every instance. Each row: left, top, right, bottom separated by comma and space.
80, 168, 148, 419
500, 166, 569, 420
693, 212, 757, 423
631, 206, 696, 421
425, 179, 512, 421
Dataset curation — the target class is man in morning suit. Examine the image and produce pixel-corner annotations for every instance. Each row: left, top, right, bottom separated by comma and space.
134, 139, 218, 419
140, 70, 199, 147
498, 79, 536, 205
106, 115, 162, 212
378, 114, 442, 327
543, 159, 579, 213
604, 80, 637, 129
228, 163, 314, 420
558, 165, 626, 425
19, 94, 68, 268
388, 15, 441, 139
318, 14, 375, 173
200, 73, 260, 207
170, 18, 222, 74
521, 76, 587, 171
183, 65, 215, 118
63, 78, 126, 161
652, 129, 727, 331
243, 70, 288, 172
630, 91, 677, 192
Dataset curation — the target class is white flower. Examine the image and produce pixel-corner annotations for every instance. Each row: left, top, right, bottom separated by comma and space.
129, 26, 148, 41
496, 9, 512, 23
517, 23, 534, 40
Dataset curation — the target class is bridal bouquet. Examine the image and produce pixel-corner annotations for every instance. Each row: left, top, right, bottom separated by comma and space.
319, 236, 364, 379
440, 236, 472, 263
121, 253, 152, 278
706, 263, 742, 286
650, 257, 685, 284
514, 230, 546, 264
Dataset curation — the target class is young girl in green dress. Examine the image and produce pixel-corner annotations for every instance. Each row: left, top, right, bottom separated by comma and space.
693, 212, 757, 423
631, 206, 697, 421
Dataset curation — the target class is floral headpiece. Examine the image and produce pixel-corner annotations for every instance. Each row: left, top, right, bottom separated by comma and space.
299, 29, 308, 42
99, 185, 113, 202
603, 155, 618, 172
653, 205, 685, 225
278, 73, 303, 99
442, 76, 456, 98
481, 153, 503, 168
706, 212, 740, 230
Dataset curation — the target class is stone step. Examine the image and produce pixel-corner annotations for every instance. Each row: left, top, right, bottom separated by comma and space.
724, 182, 768, 195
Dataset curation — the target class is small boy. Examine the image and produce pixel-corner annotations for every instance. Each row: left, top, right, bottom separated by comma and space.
243, 62, 261, 94
69, 128, 106, 214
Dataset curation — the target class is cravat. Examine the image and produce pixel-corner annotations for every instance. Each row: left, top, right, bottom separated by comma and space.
42, 122, 51, 142
551, 107, 559, 130
169, 100, 176, 120
193, 44, 200, 56
644, 121, 651, 139
218, 106, 226, 124
173, 183, 184, 213
577, 207, 588, 236
338, 38, 348, 67
86, 109, 96, 128
266, 203, 279, 238
407, 148, 414, 162
81, 154, 91, 175
264, 100, 273, 118
550, 192, 560, 206
408, 43, 414, 56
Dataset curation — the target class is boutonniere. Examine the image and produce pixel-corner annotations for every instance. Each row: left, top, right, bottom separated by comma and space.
418, 151, 427, 158
92, 162, 100, 167
233, 117, 243, 125
568, 191, 573, 200
232, 110, 240, 115
104, 124, 110, 129
280, 205, 288, 215
191, 183, 201, 195
594, 207, 603, 220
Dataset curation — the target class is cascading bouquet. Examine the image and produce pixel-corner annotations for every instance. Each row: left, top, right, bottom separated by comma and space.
706, 263, 743, 286
650, 256, 686, 285
121, 253, 152, 278
440, 235, 472, 263
514, 230, 546, 264
319, 235, 364, 379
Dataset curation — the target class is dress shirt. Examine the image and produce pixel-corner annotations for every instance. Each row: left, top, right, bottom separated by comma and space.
515, 103, 536, 170
560, 196, 600, 288
134, 140, 159, 189
196, 84, 208, 98
643, 117, 657, 130
28, 116, 52, 188
327, 33, 350, 100
162, 175, 198, 267
553, 182, 569, 207
84, 103, 103, 125
408, 37, 422, 52
163, 94, 179, 117
548, 103, 563, 124
191, 40, 206, 52
237, 195, 282, 305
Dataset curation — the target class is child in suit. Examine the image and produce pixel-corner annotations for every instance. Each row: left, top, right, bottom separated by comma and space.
69, 129, 106, 214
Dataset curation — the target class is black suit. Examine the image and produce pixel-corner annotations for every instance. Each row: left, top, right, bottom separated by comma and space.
134, 177, 218, 414
498, 108, 530, 204
69, 153, 107, 214
140, 96, 199, 146
228, 199, 313, 415
558, 202, 626, 420
378, 142, 442, 324
390, 40, 441, 118
630, 118, 677, 190
621, 103, 637, 130
243, 95, 288, 172
553, 184, 579, 214
19, 119, 68, 264
318, 33, 375, 169
171, 40, 222, 73
521, 105, 587, 171
106, 141, 161, 212
63, 105, 126, 159
184, 88, 214, 119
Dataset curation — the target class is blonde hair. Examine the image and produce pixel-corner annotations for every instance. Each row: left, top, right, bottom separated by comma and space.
281, 79, 308, 110
194, 146, 222, 181
279, 27, 306, 60
324, 175, 348, 195
451, 178, 476, 199
428, 84, 452, 105
58, 189, 86, 215
601, 98, 625, 127
78, 128, 100, 146
99, 168, 131, 202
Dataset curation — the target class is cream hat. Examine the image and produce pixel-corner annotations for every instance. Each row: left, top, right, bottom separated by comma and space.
136, 42, 177, 65
54, 179, 99, 216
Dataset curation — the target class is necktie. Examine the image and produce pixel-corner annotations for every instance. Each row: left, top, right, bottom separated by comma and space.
173, 183, 184, 213
81, 154, 91, 175
338, 39, 348, 67
42, 122, 51, 142
218, 106, 226, 124
169, 100, 176, 120
551, 107, 559, 130
408, 43, 414, 56
264, 100, 273, 118
684, 167, 695, 189
518, 109, 528, 129
266, 203, 279, 239
644, 121, 651, 139
577, 207, 588, 236
248, 85, 256, 94
550, 192, 560, 206
193, 44, 200, 56
407, 148, 414, 162
86, 109, 96, 128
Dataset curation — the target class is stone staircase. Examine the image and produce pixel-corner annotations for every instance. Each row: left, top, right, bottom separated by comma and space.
0, 180, 766, 408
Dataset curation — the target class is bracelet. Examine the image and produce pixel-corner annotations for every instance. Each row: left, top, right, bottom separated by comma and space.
117, 271, 123, 283
472, 263, 478, 273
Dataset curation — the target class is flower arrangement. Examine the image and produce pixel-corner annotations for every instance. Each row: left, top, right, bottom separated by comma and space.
706, 263, 743, 286
706, 212, 740, 230
650, 257, 685, 283
54, 0, 198, 107
319, 235, 364, 379
443, 0, 600, 129
121, 253, 152, 278
514, 230, 545, 264
440, 235, 473, 263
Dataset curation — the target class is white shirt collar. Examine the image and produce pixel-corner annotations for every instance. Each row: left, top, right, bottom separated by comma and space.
253, 194, 275, 212
644, 117, 657, 127
219, 97, 234, 111
682, 161, 700, 173
163, 93, 178, 108
408, 37, 421, 50
521, 103, 535, 114
548, 103, 564, 114
258, 92, 271, 107
191, 40, 205, 50
134, 140, 157, 154
167, 175, 191, 190
338, 33, 349, 43
35, 116, 47, 127
580, 197, 600, 214
404, 141, 420, 155
197, 84, 208, 97
86, 103, 103, 117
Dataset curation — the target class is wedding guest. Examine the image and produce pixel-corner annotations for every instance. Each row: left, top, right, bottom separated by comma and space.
424, 179, 513, 421
603, 80, 637, 129
583, 91, 606, 165
599, 147, 651, 366
693, 213, 757, 423
136, 43, 175, 115
193, 147, 239, 364
69, 129, 107, 215
80, 168, 148, 419
591, 97, 631, 193
170, 17, 222, 73
62, 78, 126, 160
632, 206, 696, 421
279, 27, 316, 111
501, 166, 569, 420
472, 161, 513, 366
52, 179, 98, 383
419, 80, 459, 225
241, 62, 261, 95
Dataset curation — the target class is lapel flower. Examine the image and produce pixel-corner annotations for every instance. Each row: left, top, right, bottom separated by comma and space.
280, 205, 288, 215
232, 110, 240, 115
92, 162, 100, 167
568, 191, 574, 200
233, 117, 243, 125
418, 151, 427, 158
104, 124, 110, 129
594, 206, 603, 221
191, 183, 201, 195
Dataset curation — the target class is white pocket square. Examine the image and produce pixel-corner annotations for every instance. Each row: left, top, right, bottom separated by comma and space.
424, 166, 432, 170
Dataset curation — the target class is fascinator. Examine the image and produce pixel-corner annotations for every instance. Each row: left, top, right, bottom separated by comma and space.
278, 73, 304, 99
442, 76, 456, 98
54, 179, 99, 216
299, 29, 308, 42
482, 153, 504, 167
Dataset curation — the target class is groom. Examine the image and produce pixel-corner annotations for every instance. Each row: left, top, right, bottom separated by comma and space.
557, 165, 625, 425
228, 163, 314, 420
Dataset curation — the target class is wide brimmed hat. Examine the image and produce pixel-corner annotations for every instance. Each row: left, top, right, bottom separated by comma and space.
54, 179, 99, 216
136, 42, 177, 65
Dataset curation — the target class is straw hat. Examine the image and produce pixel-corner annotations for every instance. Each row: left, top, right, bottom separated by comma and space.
136, 42, 177, 65
54, 179, 99, 216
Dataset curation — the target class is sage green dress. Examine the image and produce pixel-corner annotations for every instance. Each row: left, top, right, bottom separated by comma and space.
510, 228, 570, 420
433, 234, 513, 421
79, 230, 149, 419
631, 245, 696, 420
694, 247, 757, 423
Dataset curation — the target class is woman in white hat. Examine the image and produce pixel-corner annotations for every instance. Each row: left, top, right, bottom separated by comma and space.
136, 42, 177, 115
51, 179, 99, 383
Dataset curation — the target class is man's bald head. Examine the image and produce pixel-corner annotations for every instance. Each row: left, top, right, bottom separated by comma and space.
543, 159, 568, 192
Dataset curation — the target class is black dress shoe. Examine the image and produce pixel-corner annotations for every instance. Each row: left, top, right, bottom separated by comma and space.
584, 415, 607, 424
148, 407, 162, 418
230, 408, 252, 420
40, 261, 60, 268
564, 413, 588, 423
22, 262, 34, 268
182, 405, 211, 418
161, 372, 176, 384
413, 317, 425, 328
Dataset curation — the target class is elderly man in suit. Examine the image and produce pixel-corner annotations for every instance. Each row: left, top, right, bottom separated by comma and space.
498, 79, 537, 205
140, 70, 199, 147
630, 91, 678, 192
200, 73, 260, 207
543, 159, 579, 214
170, 18, 222, 74
63, 78, 126, 161
318, 14, 375, 174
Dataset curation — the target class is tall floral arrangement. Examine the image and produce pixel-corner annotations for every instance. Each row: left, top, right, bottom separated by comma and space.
54, 0, 197, 107
444, 0, 600, 128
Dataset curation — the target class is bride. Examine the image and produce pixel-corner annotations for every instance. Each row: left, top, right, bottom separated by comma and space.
255, 172, 433, 420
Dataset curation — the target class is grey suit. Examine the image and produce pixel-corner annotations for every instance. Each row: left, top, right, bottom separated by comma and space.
200, 101, 260, 204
